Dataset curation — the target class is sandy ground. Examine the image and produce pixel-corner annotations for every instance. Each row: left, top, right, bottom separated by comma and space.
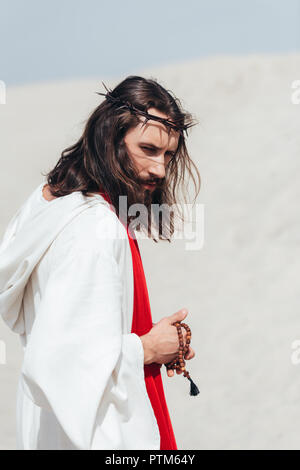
0, 53, 300, 449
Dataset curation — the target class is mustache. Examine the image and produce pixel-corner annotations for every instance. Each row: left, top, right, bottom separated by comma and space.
137, 178, 163, 185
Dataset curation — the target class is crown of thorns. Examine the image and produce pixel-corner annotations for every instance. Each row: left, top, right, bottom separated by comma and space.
96, 81, 194, 137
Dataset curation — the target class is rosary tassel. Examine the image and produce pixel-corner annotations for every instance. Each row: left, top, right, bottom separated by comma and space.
187, 376, 200, 396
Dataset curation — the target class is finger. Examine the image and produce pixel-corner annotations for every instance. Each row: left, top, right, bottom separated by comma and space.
184, 345, 191, 358
185, 347, 195, 360
168, 308, 188, 324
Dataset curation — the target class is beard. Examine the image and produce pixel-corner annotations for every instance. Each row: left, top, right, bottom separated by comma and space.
127, 184, 171, 240
117, 172, 170, 239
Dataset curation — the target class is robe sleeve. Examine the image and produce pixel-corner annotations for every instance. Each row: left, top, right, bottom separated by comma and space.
21, 223, 145, 449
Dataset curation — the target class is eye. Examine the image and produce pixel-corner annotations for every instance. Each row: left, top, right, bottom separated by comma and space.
141, 146, 175, 158
141, 146, 155, 152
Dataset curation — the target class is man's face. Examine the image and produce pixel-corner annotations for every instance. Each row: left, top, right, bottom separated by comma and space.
124, 108, 180, 193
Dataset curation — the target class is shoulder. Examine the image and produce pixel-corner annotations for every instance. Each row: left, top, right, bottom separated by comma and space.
48, 200, 129, 267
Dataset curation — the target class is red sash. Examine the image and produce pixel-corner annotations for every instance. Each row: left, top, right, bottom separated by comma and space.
99, 192, 177, 450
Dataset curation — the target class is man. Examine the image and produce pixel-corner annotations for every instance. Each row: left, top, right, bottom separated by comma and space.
0, 76, 200, 450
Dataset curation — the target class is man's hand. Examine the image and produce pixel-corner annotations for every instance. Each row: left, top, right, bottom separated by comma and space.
140, 309, 196, 374
166, 345, 196, 377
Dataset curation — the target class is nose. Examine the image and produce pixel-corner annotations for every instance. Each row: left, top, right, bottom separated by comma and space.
148, 155, 166, 180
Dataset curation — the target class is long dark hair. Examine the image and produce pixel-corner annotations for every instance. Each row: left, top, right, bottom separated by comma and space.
44, 75, 201, 242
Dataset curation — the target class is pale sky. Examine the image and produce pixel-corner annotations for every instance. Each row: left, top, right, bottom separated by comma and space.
1, 0, 300, 85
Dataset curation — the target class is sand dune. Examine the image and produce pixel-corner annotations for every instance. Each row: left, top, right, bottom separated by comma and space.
1, 53, 300, 449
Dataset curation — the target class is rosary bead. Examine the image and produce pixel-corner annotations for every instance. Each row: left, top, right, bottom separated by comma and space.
164, 320, 199, 395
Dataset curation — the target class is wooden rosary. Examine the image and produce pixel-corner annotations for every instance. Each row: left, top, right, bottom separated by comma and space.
164, 321, 200, 396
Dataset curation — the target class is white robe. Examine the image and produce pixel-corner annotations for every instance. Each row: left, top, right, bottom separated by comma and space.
0, 182, 160, 450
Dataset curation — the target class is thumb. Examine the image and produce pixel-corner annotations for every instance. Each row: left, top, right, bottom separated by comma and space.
168, 308, 188, 324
